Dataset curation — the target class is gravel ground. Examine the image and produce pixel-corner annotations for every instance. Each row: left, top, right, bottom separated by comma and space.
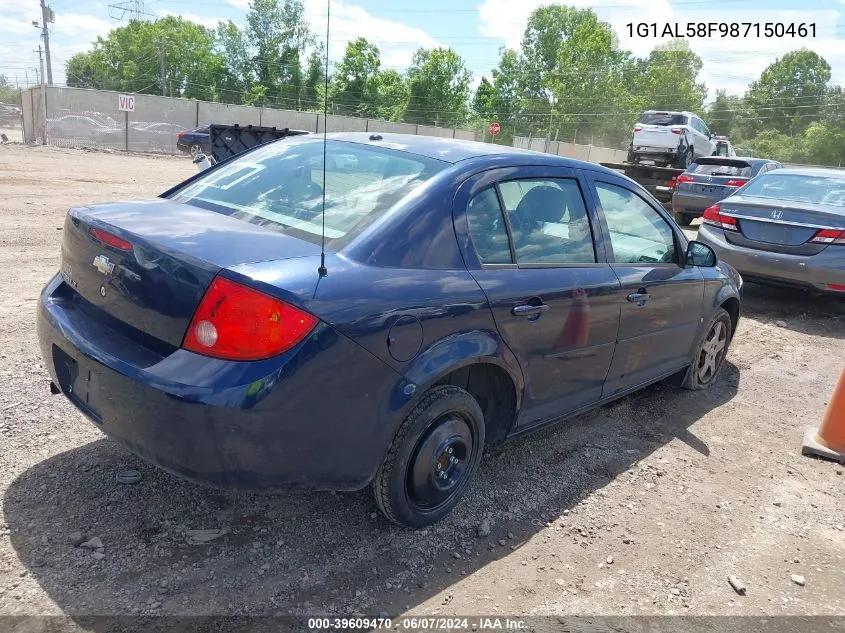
0, 144, 843, 622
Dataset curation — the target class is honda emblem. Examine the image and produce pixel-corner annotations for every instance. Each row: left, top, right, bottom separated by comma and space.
770, 209, 783, 220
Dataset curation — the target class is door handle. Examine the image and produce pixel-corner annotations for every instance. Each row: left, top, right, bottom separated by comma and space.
512, 304, 549, 316
626, 288, 649, 306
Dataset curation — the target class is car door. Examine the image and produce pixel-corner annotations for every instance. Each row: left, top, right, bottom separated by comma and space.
453, 166, 622, 427
691, 117, 708, 157
583, 173, 705, 396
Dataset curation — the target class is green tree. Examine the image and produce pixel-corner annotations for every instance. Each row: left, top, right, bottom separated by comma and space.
246, 0, 314, 108
329, 37, 381, 117
65, 16, 224, 99
744, 49, 831, 136
371, 70, 408, 121
705, 89, 744, 139
471, 76, 496, 118
498, 6, 636, 146
215, 20, 254, 103
300, 45, 326, 111
633, 39, 707, 115
404, 47, 471, 126
0, 74, 21, 105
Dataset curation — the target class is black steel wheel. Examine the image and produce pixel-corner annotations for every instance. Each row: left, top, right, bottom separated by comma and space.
373, 385, 485, 527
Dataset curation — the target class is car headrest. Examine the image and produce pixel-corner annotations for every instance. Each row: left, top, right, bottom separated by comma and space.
514, 186, 570, 224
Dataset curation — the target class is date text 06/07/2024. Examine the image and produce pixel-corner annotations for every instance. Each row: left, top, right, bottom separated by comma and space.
626, 22, 817, 38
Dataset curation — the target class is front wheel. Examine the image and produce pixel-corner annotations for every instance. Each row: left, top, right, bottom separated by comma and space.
683, 308, 732, 390
373, 385, 485, 528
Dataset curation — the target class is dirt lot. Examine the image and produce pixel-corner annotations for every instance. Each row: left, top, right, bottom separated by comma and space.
0, 145, 843, 624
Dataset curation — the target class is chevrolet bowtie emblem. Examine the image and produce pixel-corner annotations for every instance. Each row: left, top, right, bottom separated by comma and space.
93, 254, 115, 275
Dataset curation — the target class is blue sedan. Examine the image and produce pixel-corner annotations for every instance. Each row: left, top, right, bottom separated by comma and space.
37, 133, 742, 527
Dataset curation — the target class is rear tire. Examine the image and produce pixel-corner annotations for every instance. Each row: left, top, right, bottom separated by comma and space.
674, 211, 693, 226
373, 385, 485, 528
683, 308, 732, 390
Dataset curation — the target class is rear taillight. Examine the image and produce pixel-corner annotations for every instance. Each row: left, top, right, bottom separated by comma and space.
90, 227, 132, 251
183, 276, 318, 361
670, 128, 682, 134
724, 179, 748, 187
808, 229, 845, 245
633, 125, 642, 132
701, 204, 738, 232
676, 174, 695, 184
177, 132, 184, 140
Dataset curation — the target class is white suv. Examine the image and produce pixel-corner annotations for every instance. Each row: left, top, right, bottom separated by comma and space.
627, 111, 716, 168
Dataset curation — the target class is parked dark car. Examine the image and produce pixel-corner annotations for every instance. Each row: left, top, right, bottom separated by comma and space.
697, 167, 845, 295
176, 125, 210, 155
671, 157, 783, 226
37, 133, 742, 527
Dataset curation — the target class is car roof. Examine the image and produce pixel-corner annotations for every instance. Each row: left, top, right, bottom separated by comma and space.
772, 167, 845, 178
323, 132, 621, 174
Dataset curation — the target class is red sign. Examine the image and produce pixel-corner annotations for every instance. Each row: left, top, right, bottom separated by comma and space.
488, 122, 500, 136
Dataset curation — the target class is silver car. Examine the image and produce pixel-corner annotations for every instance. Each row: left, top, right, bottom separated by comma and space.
697, 167, 845, 296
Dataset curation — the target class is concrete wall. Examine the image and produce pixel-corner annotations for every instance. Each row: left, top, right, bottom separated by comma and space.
513, 135, 628, 165
20, 86, 479, 153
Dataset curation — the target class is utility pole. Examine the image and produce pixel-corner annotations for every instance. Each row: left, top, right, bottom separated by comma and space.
35, 45, 47, 144
38, 0, 54, 85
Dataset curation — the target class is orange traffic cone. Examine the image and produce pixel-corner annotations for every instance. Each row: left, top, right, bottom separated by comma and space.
802, 368, 845, 463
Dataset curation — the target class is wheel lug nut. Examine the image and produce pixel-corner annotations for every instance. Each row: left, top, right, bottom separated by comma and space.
447, 447, 453, 454
450, 457, 458, 464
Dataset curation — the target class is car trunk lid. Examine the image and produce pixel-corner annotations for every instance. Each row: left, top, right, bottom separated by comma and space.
633, 125, 680, 150
676, 159, 752, 200
719, 196, 845, 255
60, 199, 321, 347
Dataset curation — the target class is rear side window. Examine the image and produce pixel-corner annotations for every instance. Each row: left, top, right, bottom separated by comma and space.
639, 112, 688, 126
465, 188, 512, 264
498, 179, 596, 265
689, 161, 752, 177
170, 139, 447, 247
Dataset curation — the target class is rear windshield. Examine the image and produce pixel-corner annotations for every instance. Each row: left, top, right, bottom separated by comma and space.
638, 112, 688, 126
169, 139, 448, 247
689, 160, 752, 177
738, 173, 845, 208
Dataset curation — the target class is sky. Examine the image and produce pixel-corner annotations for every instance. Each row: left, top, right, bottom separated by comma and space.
1, 0, 844, 102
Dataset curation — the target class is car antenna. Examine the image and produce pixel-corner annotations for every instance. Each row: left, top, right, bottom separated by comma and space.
317, 0, 330, 278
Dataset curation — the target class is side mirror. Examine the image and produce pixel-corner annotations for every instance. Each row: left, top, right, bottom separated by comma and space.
686, 240, 717, 267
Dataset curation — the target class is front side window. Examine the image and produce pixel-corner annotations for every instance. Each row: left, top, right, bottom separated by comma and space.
170, 139, 447, 247
497, 179, 596, 265
595, 182, 678, 265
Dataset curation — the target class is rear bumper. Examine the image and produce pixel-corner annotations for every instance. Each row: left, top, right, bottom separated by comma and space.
698, 225, 845, 294
37, 274, 407, 491
672, 192, 721, 216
